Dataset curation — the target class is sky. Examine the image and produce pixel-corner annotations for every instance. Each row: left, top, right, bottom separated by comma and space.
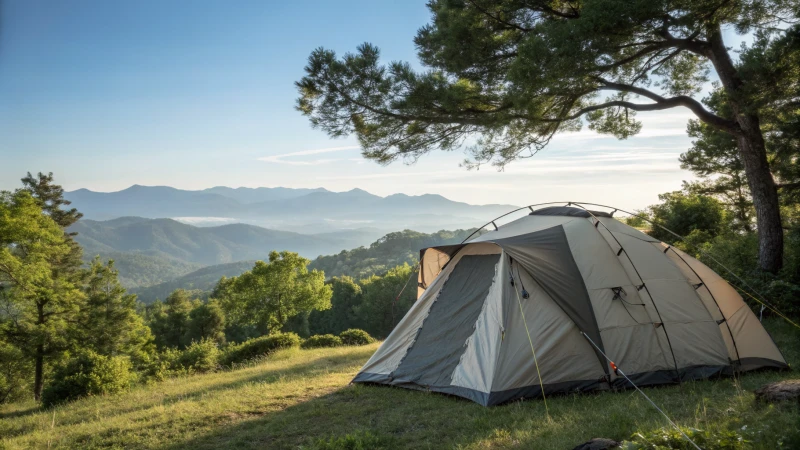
0, 1, 748, 210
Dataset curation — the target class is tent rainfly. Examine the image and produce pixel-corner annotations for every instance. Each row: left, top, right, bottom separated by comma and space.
352, 206, 788, 406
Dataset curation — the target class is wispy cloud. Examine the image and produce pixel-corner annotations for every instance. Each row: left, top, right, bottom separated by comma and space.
258, 146, 360, 165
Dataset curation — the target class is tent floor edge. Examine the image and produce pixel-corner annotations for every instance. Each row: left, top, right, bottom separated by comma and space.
352, 358, 790, 407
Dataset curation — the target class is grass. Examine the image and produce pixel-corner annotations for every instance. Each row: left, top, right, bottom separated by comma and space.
1, 319, 799, 449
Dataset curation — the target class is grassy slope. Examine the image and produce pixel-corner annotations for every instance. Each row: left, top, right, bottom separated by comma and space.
1, 320, 799, 449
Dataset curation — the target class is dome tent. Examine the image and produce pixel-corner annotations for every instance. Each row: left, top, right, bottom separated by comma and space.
352, 205, 788, 406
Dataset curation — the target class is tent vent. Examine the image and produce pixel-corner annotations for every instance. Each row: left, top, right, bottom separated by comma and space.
693, 282, 704, 290
637, 284, 645, 291
616, 248, 624, 256
663, 246, 670, 253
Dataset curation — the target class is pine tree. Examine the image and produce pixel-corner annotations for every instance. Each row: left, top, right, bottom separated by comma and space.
297, 1, 800, 272
0, 191, 84, 400
80, 258, 155, 365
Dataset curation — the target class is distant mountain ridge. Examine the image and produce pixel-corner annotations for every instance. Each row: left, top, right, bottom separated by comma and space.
64, 186, 517, 232
70, 217, 386, 267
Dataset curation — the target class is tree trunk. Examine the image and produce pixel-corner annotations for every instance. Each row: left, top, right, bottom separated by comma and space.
706, 25, 784, 272
735, 120, 784, 273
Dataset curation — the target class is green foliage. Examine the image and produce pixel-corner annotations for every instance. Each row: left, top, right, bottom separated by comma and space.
220, 332, 301, 367
186, 300, 226, 346
301, 334, 342, 349
216, 252, 332, 335
79, 258, 156, 366
20, 172, 82, 228
131, 260, 254, 303
338, 329, 374, 346
175, 339, 220, 374
0, 189, 85, 400
0, 342, 31, 404
97, 252, 203, 290
356, 264, 417, 338
621, 427, 749, 450
309, 229, 472, 280
296, 1, 795, 167
684, 230, 800, 317
303, 431, 395, 450
643, 191, 729, 245
309, 276, 364, 335
40, 350, 133, 407
147, 289, 201, 350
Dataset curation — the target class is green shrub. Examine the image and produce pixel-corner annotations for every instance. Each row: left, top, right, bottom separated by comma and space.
139, 348, 182, 382
302, 431, 395, 450
176, 339, 220, 373
301, 334, 343, 349
41, 350, 133, 407
338, 329, 374, 346
220, 332, 301, 367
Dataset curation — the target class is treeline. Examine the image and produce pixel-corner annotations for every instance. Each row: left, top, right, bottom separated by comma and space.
309, 229, 474, 279
0, 173, 417, 407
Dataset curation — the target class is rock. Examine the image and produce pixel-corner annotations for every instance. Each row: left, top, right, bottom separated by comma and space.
571, 438, 621, 450
754, 379, 800, 403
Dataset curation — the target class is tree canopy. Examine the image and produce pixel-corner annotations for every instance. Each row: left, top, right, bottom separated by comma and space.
215, 251, 332, 335
297, 0, 800, 272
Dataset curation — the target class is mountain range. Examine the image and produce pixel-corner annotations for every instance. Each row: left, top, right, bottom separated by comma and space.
63, 185, 518, 295
64, 185, 515, 232
70, 216, 386, 267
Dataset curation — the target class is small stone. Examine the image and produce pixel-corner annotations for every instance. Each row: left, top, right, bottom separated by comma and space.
571, 437, 621, 450
754, 380, 800, 403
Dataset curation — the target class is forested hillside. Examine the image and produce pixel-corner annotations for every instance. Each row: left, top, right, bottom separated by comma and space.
99, 252, 202, 288
131, 260, 257, 303
130, 229, 477, 303
309, 229, 475, 279
69, 217, 379, 266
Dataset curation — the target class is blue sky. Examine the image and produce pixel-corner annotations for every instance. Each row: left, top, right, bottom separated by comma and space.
0, 1, 745, 209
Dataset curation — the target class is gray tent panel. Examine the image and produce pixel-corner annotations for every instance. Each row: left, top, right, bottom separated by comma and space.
391, 254, 500, 387
491, 225, 608, 377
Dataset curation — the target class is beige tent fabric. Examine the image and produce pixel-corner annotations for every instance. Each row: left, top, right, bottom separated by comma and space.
450, 254, 507, 393
491, 259, 606, 391
599, 229, 730, 369
418, 247, 453, 297
666, 247, 786, 366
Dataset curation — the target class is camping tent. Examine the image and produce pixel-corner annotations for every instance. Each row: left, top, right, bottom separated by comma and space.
352, 206, 788, 406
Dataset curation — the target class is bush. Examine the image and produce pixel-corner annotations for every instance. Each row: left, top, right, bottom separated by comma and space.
138, 348, 181, 382
176, 339, 220, 373
220, 332, 301, 367
41, 350, 133, 407
301, 334, 343, 349
338, 329, 374, 346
